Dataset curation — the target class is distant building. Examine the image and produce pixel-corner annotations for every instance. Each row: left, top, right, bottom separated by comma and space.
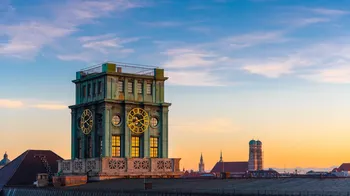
248, 140, 263, 171
0, 152, 10, 169
198, 153, 205, 173
0, 150, 63, 190
210, 152, 248, 178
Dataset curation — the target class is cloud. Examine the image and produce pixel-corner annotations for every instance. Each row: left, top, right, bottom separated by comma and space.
171, 117, 241, 133
140, 21, 183, 27
0, 0, 143, 59
307, 8, 348, 16
30, 104, 67, 110
0, 99, 67, 110
300, 67, 350, 84
0, 99, 24, 108
225, 31, 287, 49
166, 70, 224, 86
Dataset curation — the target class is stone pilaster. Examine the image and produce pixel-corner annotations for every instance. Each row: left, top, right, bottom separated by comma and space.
71, 109, 76, 159
161, 106, 169, 158
103, 105, 112, 157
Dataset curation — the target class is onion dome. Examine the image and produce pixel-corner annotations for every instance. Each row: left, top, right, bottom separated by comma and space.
249, 140, 256, 145
256, 140, 262, 145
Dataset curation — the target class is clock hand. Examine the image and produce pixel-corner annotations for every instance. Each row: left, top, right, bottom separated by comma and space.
84, 116, 92, 124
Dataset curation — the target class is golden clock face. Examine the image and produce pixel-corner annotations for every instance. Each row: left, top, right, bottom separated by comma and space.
127, 108, 149, 134
80, 109, 93, 135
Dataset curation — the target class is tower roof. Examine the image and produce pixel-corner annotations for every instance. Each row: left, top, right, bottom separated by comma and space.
0, 150, 63, 190
256, 140, 262, 145
249, 140, 256, 145
0, 152, 10, 166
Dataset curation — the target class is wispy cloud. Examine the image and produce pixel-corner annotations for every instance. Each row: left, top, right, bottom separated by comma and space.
0, 0, 144, 59
225, 31, 287, 49
0, 99, 24, 109
307, 8, 348, 16
140, 21, 183, 27
58, 34, 138, 61
30, 104, 67, 110
0, 99, 67, 110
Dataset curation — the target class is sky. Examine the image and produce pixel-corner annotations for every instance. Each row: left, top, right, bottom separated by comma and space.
1, 0, 350, 172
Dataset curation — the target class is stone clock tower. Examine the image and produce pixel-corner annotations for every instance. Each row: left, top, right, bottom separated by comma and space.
69, 62, 170, 160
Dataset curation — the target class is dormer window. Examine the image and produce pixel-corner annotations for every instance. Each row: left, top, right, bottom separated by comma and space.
137, 82, 143, 94
118, 81, 124, 92
146, 83, 152, 95
127, 81, 133, 93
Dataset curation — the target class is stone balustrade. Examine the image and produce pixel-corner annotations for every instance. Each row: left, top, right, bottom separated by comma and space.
58, 158, 182, 179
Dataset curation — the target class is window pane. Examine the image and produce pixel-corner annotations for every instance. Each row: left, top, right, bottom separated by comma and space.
137, 82, 142, 94
146, 83, 152, 95
118, 81, 124, 92
128, 82, 133, 93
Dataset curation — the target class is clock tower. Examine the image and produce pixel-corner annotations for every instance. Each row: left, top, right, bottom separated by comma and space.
69, 62, 170, 160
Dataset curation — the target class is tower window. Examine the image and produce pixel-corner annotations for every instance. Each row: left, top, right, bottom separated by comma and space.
146, 83, 152, 95
92, 83, 96, 97
150, 137, 158, 158
127, 81, 133, 93
112, 135, 121, 157
87, 84, 91, 97
137, 82, 143, 94
98, 81, 102, 95
77, 138, 82, 159
82, 85, 86, 98
131, 136, 140, 158
87, 136, 92, 158
117, 81, 124, 92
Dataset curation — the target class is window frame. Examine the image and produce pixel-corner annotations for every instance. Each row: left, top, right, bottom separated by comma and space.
146, 83, 152, 95
127, 81, 133, 93
98, 81, 102, 95
150, 137, 158, 158
117, 80, 124, 93
131, 136, 140, 158
111, 135, 121, 157
137, 82, 143, 94
92, 82, 96, 97
87, 83, 91, 97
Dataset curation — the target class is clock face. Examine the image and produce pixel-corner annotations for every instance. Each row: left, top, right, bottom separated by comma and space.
150, 117, 158, 128
127, 108, 149, 134
80, 109, 93, 135
111, 115, 121, 126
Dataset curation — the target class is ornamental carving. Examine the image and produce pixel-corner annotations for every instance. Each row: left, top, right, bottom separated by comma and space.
134, 160, 141, 170
165, 160, 172, 170
86, 160, 96, 171
157, 160, 164, 170
141, 160, 150, 170
74, 161, 83, 171
62, 162, 71, 171
117, 160, 126, 170
108, 159, 117, 169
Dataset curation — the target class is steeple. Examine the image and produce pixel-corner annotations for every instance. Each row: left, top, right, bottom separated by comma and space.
198, 153, 205, 173
200, 152, 203, 163
219, 150, 223, 162
4, 151, 8, 159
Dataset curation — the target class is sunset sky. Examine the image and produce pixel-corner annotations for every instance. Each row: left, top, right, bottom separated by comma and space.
1, 0, 350, 171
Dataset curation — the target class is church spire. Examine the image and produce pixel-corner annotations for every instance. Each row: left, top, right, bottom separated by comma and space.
219, 150, 223, 162
200, 152, 203, 163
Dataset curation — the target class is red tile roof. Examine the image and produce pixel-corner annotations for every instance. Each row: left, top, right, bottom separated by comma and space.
338, 163, 350, 171
210, 161, 248, 173
0, 150, 63, 190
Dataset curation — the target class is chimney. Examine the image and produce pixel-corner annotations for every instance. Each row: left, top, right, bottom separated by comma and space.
117, 67, 122, 73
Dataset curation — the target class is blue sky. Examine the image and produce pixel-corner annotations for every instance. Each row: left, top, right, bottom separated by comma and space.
2, 0, 350, 170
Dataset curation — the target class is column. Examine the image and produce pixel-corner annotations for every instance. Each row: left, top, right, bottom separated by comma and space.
143, 111, 150, 158
103, 105, 112, 157
124, 104, 130, 158
71, 109, 76, 159
91, 105, 96, 157
161, 106, 169, 158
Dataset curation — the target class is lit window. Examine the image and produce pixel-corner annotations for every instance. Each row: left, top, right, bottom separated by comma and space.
146, 83, 152, 95
128, 81, 133, 93
112, 135, 121, 157
137, 82, 143, 94
118, 81, 124, 92
150, 137, 158, 158
131, 136, 140, 158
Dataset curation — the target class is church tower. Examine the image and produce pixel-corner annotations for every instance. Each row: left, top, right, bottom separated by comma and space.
69, 62, 170, 159
198, 153, 205, 173
248, 140, 257, 171
256, 140, 263, 170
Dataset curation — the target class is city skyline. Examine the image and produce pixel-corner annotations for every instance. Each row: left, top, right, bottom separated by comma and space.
1, 0, 350, 171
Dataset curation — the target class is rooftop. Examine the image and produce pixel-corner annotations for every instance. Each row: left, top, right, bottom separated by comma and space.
79, 61, 159, 78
